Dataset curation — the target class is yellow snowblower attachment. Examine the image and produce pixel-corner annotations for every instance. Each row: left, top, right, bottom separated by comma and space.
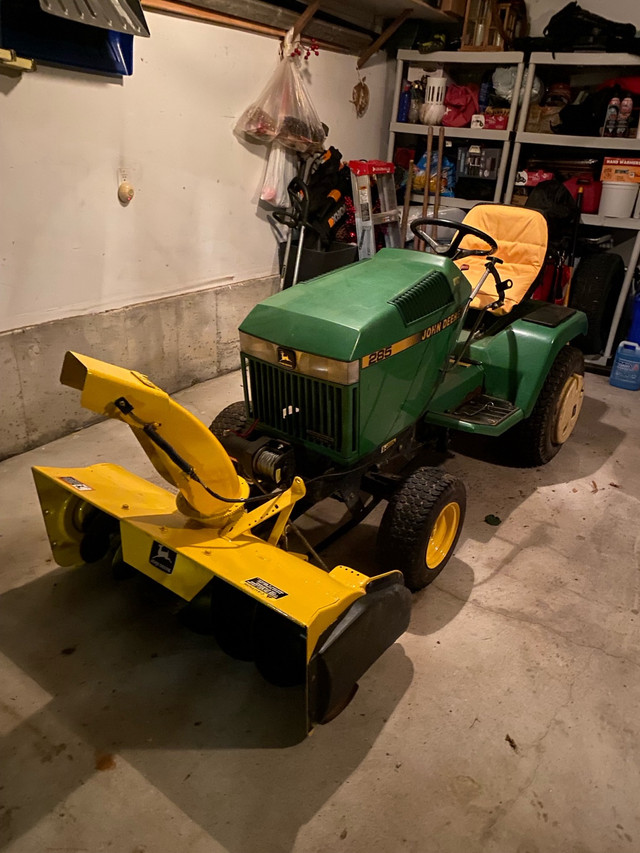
33, 352, 411, 732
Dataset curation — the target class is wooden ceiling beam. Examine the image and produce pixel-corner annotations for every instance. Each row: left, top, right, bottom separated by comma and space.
143, 0, 372, 52
292, 0, 322, 39
357, 7, 411, 68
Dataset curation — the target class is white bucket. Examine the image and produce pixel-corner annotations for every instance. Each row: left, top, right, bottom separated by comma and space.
599, 181, 639, 218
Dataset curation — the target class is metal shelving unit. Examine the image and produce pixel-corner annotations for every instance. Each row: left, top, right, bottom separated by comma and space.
503, 52, 640, 367
387, 50, 525, 207
390, 122, 510, 142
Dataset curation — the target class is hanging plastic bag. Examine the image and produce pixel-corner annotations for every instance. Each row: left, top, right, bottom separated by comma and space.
260, 142, 298, 207
235, 31, 326, 154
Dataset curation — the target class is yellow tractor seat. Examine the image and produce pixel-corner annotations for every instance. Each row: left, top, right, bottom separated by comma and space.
454, 204, 548, 315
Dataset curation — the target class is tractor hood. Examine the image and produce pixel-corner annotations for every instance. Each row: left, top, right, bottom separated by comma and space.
240, 249, 470, 363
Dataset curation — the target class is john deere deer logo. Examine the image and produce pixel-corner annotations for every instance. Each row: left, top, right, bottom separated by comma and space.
149, 541, 177, 574
277, 347, 296, 370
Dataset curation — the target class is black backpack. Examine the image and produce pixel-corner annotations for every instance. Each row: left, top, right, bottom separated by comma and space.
544, 2, 636, 52
525, 180, 578, 248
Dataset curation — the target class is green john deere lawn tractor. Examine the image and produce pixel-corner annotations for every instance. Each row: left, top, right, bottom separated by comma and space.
211, 203, 588, 591
32, 203, 587, 730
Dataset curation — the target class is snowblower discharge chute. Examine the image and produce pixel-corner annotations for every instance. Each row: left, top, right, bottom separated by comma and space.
32, 352, 411, 732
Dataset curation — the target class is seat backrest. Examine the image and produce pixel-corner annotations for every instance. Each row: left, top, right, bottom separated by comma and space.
455, 204, 548, 314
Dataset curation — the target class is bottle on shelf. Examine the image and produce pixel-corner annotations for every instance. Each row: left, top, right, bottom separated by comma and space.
407, 83, 423, 124
602, 96, 620, 137
397, 81, 411, 123
616, 95, 633, 138
478, 69, 493, 113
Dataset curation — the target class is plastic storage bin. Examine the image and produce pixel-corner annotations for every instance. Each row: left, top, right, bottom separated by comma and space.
278, 241, 358, 287
609, 341, 640, 390
628, 293, 640, 344
599, 182, 639, 218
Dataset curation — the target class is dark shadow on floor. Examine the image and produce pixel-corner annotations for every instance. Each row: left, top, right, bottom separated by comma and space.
445, 393, 625, 547
450, 395, 621, 472
407, 557, 475, 637
0, 559, 413, 851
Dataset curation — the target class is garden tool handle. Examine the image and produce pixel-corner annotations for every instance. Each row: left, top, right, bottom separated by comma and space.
288, 177, 310, 225
273, 209, 298, 227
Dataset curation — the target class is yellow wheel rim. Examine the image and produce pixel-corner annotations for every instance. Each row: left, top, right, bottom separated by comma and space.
426, 501, 461, 570
553, 372, 584, 445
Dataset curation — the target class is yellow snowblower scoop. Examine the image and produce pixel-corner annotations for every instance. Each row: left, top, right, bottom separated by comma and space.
32, 352, 411, 732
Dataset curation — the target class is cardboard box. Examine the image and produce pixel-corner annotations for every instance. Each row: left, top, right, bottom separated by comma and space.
601, 157, 640, 184
440, 0, 467, 16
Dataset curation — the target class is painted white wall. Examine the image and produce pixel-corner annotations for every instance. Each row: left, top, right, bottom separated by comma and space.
527, 0, 640, 37
0, 13, 390, 333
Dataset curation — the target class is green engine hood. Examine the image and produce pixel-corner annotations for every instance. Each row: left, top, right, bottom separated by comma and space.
240, 249, 470, 362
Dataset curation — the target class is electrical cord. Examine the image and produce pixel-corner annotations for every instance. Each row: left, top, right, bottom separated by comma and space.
113, 395, 372, 507
112, 396, 282, 506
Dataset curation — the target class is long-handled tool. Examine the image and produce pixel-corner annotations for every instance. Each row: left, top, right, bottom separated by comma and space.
274, 177, 310, 289
400, 159, 415, 248
290, 178, 310, 288
415, 127, 434, 252
563, 184, 584, 307
431, 127, 445, 246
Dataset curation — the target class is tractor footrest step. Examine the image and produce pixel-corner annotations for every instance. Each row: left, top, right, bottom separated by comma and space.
447, 395, 517, 426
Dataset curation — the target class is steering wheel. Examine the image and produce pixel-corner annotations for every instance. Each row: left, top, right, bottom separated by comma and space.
410, 217, 498, 260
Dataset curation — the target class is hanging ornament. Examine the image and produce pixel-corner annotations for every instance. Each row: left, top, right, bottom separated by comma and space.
350, 71, 369, 118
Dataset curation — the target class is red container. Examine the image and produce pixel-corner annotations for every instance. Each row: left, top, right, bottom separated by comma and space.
564, 173, 602, 214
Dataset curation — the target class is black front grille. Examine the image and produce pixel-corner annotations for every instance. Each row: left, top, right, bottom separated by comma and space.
245, 358, 357, 457
390, 270, 453, 325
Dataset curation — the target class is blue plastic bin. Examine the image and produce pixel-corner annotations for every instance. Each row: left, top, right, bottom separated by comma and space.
628, 293, 640, 345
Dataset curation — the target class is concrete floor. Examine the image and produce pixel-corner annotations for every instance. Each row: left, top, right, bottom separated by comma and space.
1, 369, 639, 853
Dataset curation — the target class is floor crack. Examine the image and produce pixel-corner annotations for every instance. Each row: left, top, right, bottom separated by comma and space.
435, 584, 640, 672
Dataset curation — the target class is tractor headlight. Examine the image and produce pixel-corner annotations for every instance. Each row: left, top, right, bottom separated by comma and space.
239, 332, 360, 386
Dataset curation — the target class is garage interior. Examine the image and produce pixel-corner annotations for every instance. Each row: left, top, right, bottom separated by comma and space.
1, 0, 640, 851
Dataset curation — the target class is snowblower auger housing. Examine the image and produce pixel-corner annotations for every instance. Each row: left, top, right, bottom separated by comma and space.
32, 352, 411, 732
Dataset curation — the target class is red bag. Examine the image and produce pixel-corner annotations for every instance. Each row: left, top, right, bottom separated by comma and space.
442, 84, 479, 128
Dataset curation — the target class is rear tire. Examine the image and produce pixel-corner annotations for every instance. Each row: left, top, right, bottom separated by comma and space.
508, 345, 584, 467
377, 467, 466, 592
569, 252, 624, 355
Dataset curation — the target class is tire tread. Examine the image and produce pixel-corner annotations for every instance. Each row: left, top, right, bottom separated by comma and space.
509, 346, 584, 467
378, 467, 466, 591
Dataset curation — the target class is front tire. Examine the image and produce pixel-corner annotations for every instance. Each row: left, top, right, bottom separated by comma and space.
377, 467, 466, 592
209, 400, 249, 439
509, 345, 584, 467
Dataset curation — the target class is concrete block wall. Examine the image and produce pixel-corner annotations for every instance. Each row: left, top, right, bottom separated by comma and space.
0, 274, 277, 460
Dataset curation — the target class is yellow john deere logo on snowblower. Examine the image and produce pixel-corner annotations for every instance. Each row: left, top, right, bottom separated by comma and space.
361, 308, 463, 368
